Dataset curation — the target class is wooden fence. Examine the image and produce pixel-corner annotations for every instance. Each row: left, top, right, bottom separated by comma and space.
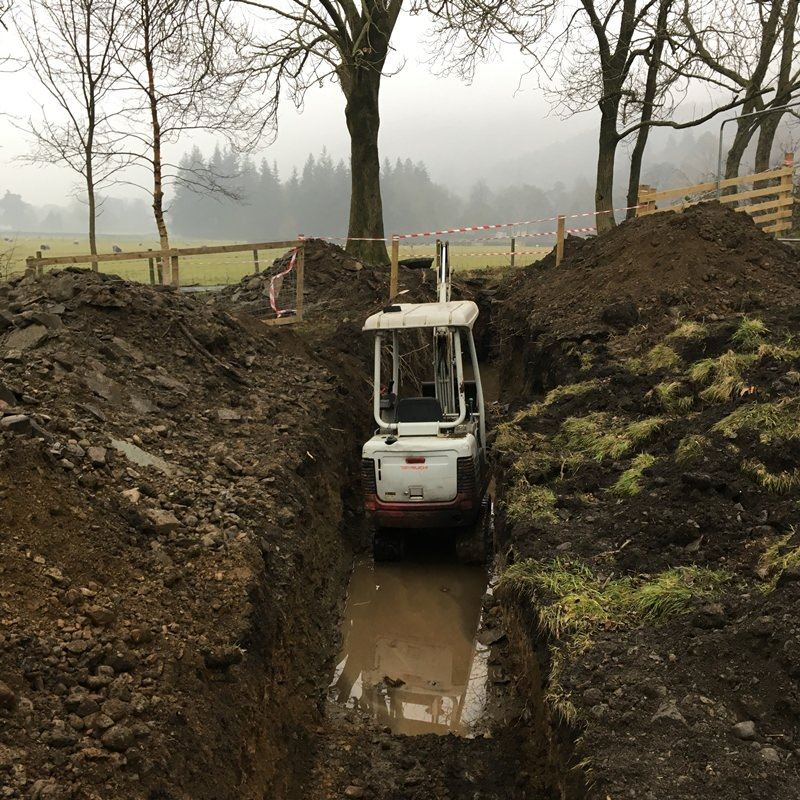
24, 239, 306, 325
637, 152, 796, 236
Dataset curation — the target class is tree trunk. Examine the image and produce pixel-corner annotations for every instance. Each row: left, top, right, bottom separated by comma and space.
143, 29, 169, 263
724, 113, 759, 182
626, 127, 650, 220
754, 0, 798, 174
626, 0, 671, 219
595, 102, 619, 234
754, 112, 783, 173
86, 141, 98, 259
87, 174, 98, 258
344, 69, 389, 265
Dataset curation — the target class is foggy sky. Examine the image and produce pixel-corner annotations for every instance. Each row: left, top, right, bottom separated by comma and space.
0, 12, 592, 206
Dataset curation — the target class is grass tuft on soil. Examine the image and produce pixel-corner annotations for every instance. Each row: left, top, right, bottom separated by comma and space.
650, 380, 693, 414
556, 412, 665, 462
688, 350, 757, 402
500, 558, 732, 719
629, 343, 682, 373
757, 532, 800, 591
757, 342, 800, 361
732, 317, 768, 351
646, 343, 683, 371
494, 422, 531, 457
741, 460, 800, 494
610, 453, 655, 496
674, 433, 709, 464
506, 479, 558, 526
713, 398, 800, 443
511, 379, 603, 424
666, 320, 708, 341
501, 558, 730, 641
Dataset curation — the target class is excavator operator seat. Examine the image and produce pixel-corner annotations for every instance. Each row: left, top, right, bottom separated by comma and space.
395, 397, 444, 424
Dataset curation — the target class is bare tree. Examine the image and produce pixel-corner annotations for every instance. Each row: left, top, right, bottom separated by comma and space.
424, 0, 762, 231
14, 0, 129, 255
624, 0, 675, 216
424, 0, 680, 231
752, 0, 799, 173
678, 0, 791, 179
236, 0, 404, 264
112, 0, 254, 254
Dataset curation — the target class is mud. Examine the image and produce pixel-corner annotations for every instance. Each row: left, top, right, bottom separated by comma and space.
331, 558, 488, 736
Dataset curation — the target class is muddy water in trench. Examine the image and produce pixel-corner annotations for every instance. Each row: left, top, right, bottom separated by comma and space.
331, 558, 489, 736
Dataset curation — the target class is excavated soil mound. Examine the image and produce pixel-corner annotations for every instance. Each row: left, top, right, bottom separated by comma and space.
215, 238, 437, 328
499, 202, 800, 342
0, 248, 535, 800
489, 204, 800, 798
0, 264, 375, 799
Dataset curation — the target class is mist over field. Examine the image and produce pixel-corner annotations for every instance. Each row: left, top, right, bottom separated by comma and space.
0, 123, 750, 238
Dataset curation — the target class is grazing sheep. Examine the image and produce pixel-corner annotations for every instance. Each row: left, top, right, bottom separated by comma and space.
112, 245, 122, 253
40, 244, 50, 251
73, 240, 79, 245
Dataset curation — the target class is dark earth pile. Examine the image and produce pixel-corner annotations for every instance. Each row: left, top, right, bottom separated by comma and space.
0, 263, 377, 799
499, 201, 800, 341
0, 246, 545, 800
214, 238, 437, 330
489, 202, 800, 798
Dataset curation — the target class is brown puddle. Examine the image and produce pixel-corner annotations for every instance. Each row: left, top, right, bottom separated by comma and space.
331, 559, 489, 736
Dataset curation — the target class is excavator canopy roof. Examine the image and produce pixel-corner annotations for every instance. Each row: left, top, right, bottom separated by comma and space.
363, 300, 479, 332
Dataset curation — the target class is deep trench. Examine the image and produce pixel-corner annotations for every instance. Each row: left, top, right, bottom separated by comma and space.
248, 291, 579, 800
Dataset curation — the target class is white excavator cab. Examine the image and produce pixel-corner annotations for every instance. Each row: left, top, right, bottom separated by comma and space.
361, 244, 489, 559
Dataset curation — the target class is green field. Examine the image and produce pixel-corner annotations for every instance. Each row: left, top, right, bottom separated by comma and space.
0, 233, 551, 286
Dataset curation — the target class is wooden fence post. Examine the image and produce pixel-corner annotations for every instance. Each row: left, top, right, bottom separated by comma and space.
156, 257, 163, 285
648, 186, 658, 215
170, 253, 179, 288
253, 248, 260, 274
636, 185, 648, 217
390, 236, 399, 300
35, 250, 43, 277
148, 249, 155, 285
25, 255, 36, 277
295, 241, 305, 320
637, 185, 658, 216
777, 152, 795, 236
556, 215, 566, 266
510, 237, 516, 267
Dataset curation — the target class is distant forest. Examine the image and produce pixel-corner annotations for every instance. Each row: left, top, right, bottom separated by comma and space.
0, 129, 729, 240
169, 146, 597, 240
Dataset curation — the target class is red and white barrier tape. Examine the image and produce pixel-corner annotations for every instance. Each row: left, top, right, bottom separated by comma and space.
298, 204, 641, 243
269, 248, 297, 316
395, 216, 560, 240
469, 226, 597, 242
392, 205, 640, 240
456, 249, 553, 258
454, 228, 597, 257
